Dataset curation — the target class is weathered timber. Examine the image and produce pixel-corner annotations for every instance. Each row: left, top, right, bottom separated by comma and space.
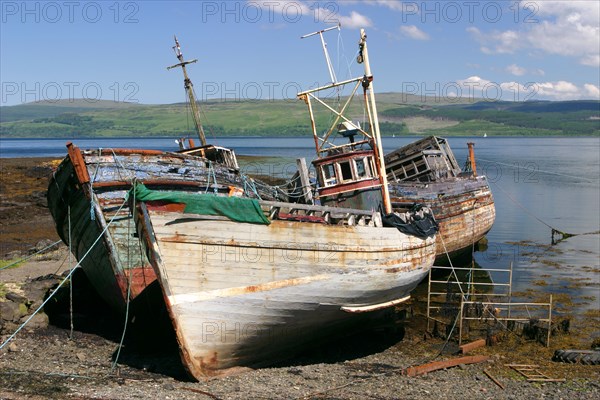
404, 355, 490, 377
459, 338, 487, 354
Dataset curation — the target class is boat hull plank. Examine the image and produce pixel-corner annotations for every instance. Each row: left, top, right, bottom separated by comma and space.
390, 176, 495, 263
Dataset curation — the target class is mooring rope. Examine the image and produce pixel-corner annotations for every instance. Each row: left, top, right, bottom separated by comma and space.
0, 197, 129, 351
477, 157, 599, 183
438, 233, 465, 297
0, 240, 62, 272
112, 184, 135, 371
68, 206, 74, 340
489, 180, 600, 241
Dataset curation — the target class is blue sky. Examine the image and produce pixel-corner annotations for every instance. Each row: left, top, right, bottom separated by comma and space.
1, 1, 599, 106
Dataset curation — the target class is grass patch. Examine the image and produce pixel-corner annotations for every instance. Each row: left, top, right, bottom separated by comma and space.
0, 258, 24, 270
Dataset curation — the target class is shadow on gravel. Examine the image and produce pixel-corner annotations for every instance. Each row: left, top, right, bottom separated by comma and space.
44, 270, 409, 380
43, 269, 189, 380
272, 311, 407, 369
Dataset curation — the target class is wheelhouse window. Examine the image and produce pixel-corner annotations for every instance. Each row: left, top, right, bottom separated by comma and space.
319, 155, 377, 187
355, 158, 367, 178
339, 161, 353, 182
321, 163, 337, 186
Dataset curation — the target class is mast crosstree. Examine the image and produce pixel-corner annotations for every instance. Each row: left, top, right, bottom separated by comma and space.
167, 36, 207, 146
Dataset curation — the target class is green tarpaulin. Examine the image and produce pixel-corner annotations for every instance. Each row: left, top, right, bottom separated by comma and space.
129, 183, 270, 225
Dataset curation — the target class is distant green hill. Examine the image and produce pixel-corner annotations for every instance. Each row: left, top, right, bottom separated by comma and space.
1, 96, 598, 138
381, 100, 600, 136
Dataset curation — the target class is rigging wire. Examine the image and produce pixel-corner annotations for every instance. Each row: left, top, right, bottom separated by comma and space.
0, 240, 62, 271
477, 157, 599, 183
112, 182, 135, 372
488, 179, 599, 239
68, 206, 74, 340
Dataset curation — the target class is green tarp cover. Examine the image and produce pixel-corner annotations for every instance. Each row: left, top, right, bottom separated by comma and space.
130, 183, 270, 225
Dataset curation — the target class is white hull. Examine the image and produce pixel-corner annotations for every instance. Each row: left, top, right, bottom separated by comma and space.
137, 205, 436, 378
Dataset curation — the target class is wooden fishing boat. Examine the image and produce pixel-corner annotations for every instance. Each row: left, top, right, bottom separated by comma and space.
130, 28, 438, 378
385, 136, 496, 263
47, 38, 285, 313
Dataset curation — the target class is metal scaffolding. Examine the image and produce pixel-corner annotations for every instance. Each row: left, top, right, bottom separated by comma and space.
427, 261, 554, 346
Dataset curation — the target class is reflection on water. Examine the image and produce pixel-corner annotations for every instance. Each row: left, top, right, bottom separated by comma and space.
2, 136, 599, 311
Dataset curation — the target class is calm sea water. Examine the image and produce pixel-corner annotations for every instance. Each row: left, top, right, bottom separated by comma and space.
1, 136, 599, 311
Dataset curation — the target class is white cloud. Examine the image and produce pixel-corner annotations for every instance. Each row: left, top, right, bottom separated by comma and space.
457, 76, 492, 87
583, 84, 600, 99
467, 27, 522, 54
468, 1, 600, 67
536, 1, 600, 25
506, 64, 526, 76
345, 0, 406, 12
249, 1, 372, 29
400, 25, 429, 40
338, 11, 373, 29
535, 81, 580, 99
456, 76, 597, 100
581, 55, 600, 68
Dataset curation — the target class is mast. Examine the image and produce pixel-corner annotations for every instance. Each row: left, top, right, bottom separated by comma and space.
297, 27, 392, 214
357, 29, 392, 214
301, 24, 340, 84
167, 36, 206, 147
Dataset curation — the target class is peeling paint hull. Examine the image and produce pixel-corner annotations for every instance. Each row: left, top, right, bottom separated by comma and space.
135, 202, 436, 378
389, 175, 495, 264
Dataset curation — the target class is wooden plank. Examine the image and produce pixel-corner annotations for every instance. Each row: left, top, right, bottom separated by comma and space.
296, 158, 314, 204
483, 369, 505, 389
404, 355, 489, 377
459, 338, 487, 354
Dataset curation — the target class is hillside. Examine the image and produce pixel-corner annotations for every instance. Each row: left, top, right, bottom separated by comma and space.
381, 100, 600, 136
0, 96, 598, 138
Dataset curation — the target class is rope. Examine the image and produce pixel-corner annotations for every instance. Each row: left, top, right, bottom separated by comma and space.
204, 161, 218, 194
0, 240, 62, 271
68, 206, 74, 340
112, 184, 135, 371
477, 157, 599, 183
88, 148, 105, 221
108, 148, 132, 182
438, 233, 465, 297
241, 174, 261, 200
489, 180, 599, 240
0, 197, 129, 351
0, 269, 80, 351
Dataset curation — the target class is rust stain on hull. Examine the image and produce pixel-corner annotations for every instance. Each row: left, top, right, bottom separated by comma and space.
115, 266, 157, 299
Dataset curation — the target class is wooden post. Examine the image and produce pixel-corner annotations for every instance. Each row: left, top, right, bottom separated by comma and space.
508, 262, 513, 319
467, 142, 477, 176
296, 158, 314, 204
427, 268, 432, 332
359, 29, 392, 214
458, 298, 464, 346
547, 294, 553, 347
